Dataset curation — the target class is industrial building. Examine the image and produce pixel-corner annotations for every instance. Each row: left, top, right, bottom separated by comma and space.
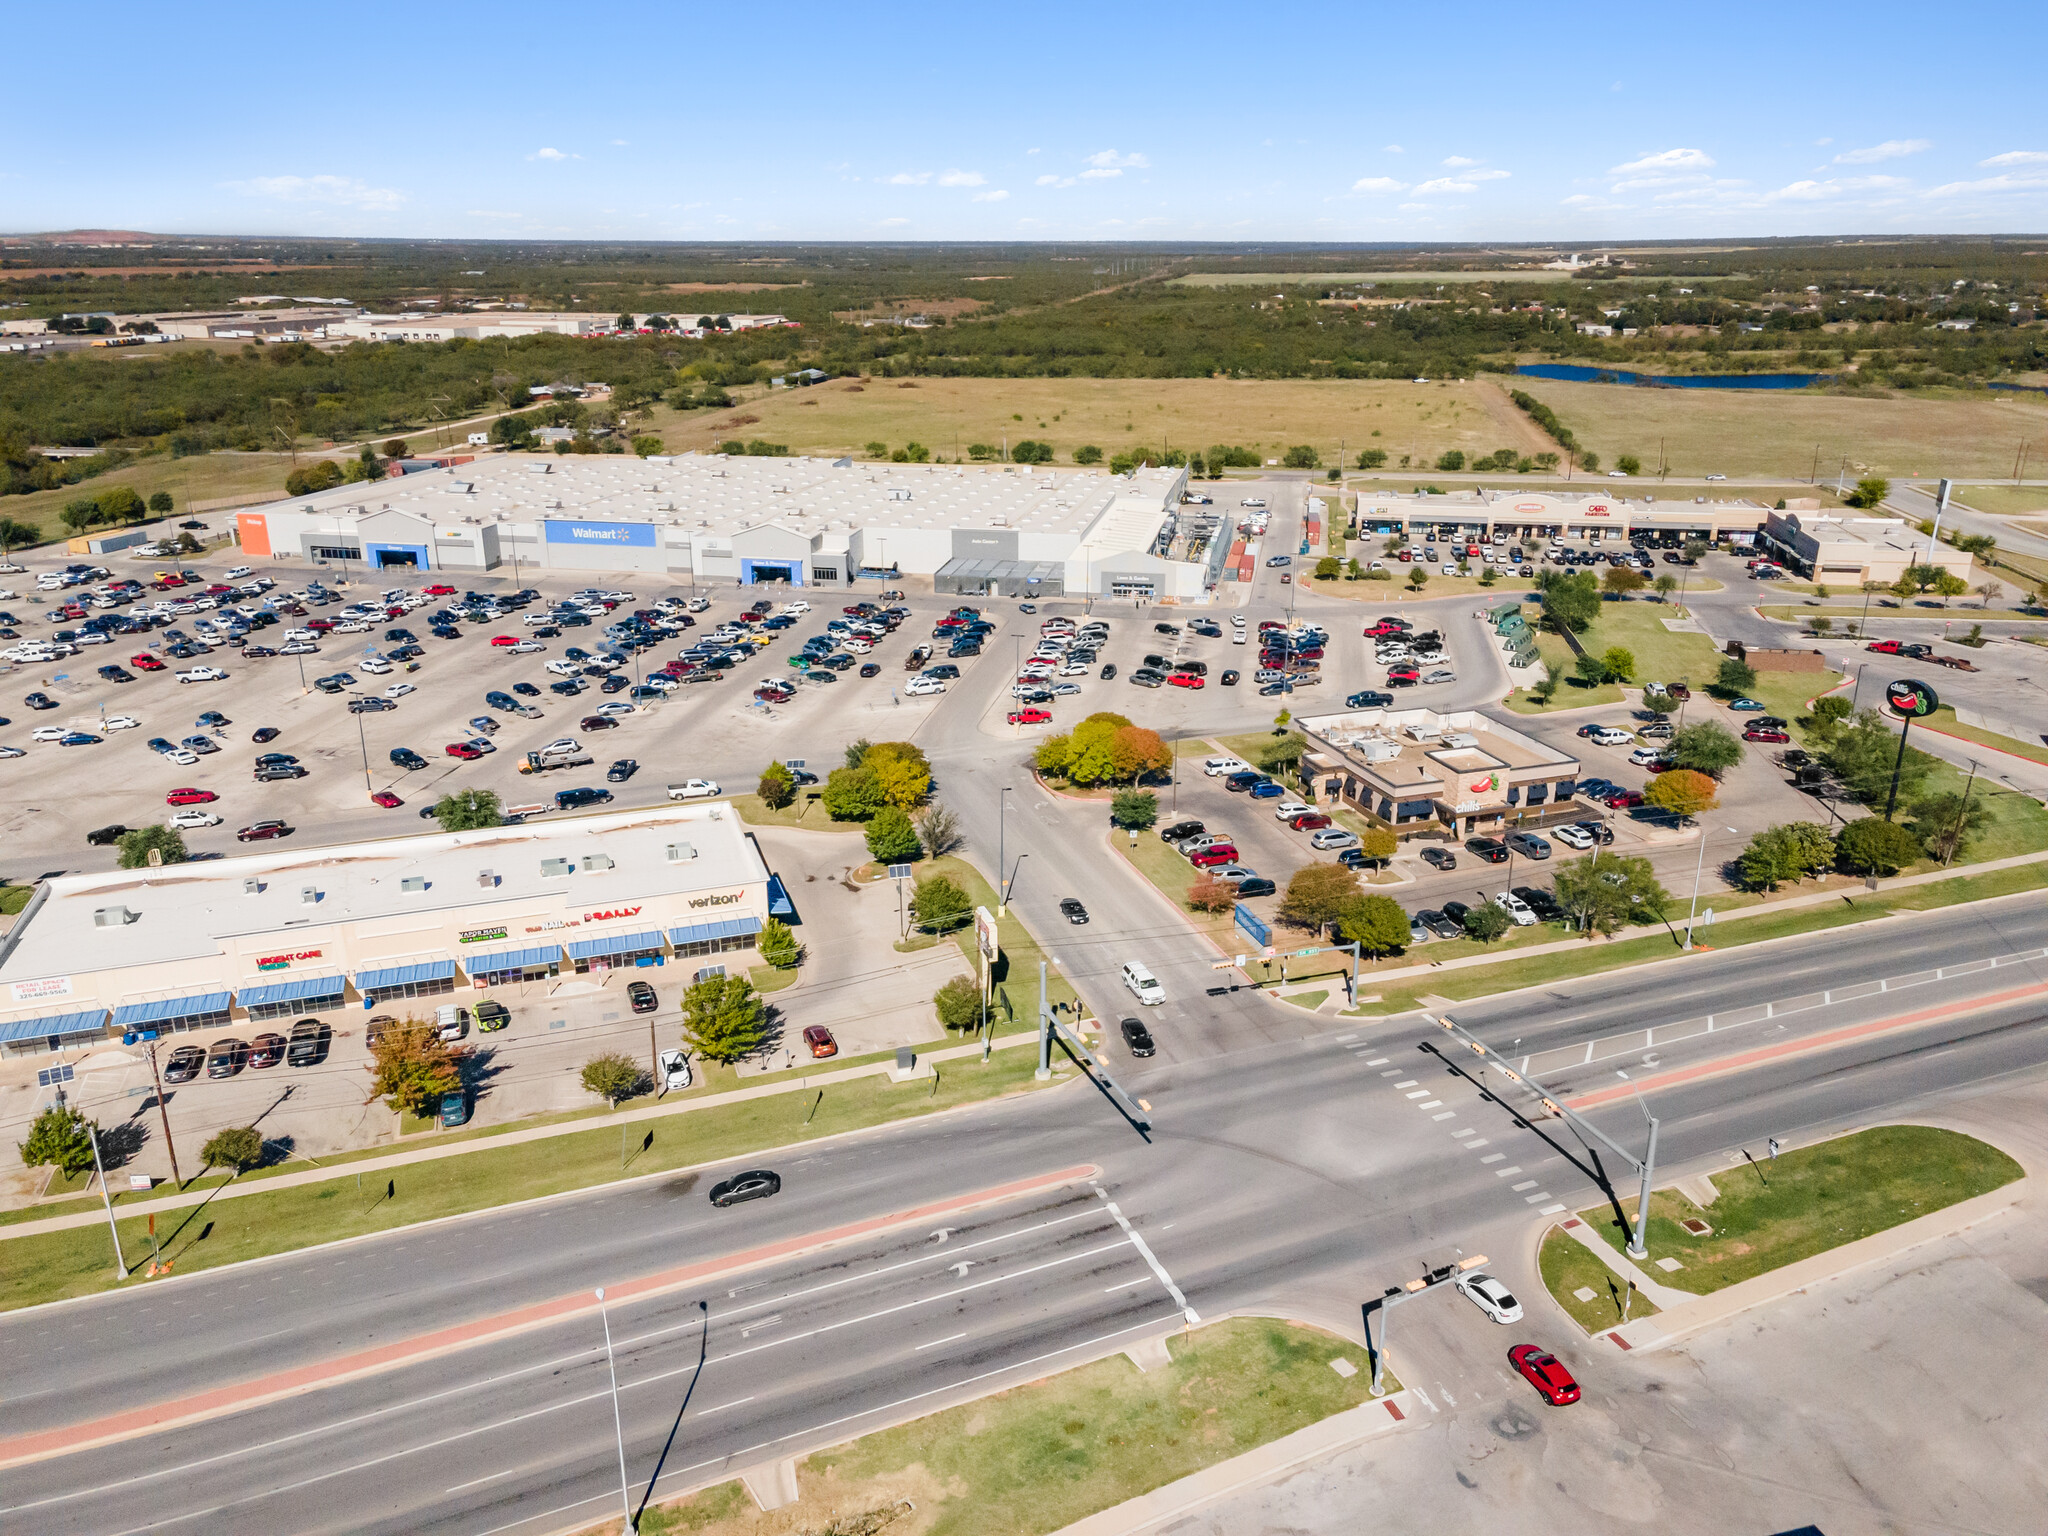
234, 453, 1210, 598
0, 804, 782, 1058
1298, 707, 1584, 839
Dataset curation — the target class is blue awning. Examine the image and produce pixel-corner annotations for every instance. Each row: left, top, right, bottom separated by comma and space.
354, 959, 457, 993
0, 1009, 109, 1043
111, 992, 232, 1028
237, 973, 347, 1009
668, 914, 763, 947
564, 929, 665, 961
766, 875, 794, 918
463, 944, 560, 974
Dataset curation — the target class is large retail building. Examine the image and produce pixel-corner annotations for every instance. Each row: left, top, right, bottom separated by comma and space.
1354, 488, 1776, 545
234, 454, 1212, 599
0, 804, 783, 1057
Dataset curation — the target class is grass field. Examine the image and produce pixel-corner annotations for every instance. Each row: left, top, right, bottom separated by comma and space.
0, 452, 297, 544
1576, 1126, 2021, 1294
623, 1318, 1384, 1536
1502, 597, 1730, 714
1539, 1228, 1661, 1334
1953, 485, 2048, 517
1169, 270, 1668, 287
635, 376, 1560, 470
1924, 705, 2048, 765
1512, 379, 2048, 481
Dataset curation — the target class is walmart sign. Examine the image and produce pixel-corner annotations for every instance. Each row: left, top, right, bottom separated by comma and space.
543, 520, 658, 548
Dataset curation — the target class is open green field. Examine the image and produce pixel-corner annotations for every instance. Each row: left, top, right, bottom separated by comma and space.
623, 1318, 1384, 1536
1953, 485, 2048, 517
1170, 270, 1671, 287
638, 376, 1560, 470
0, 452, 296, 545
1502, 596, 1736, 715
0, 1045, 1064, 1310
1576, 1126, 2021, 1294
1513, 378, 2048, 481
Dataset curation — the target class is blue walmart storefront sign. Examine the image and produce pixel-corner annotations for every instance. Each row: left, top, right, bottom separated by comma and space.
543, 520, 658, 548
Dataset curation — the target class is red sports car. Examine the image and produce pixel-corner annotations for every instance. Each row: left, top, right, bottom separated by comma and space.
1289, 812, 1333, 831
445, 742, 484, 760
489, 634, 522, 647
371, 790, 404, 808
1007, 708, 1053, 725
1601, 789, 1646, 809
1510, 1344, 1581, 1405
166, 787, 218, 806
1744, 727, 1790, 743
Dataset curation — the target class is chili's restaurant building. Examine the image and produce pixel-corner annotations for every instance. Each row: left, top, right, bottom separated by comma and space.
0, 803, 784, 1057
1297, 708, 1585, 838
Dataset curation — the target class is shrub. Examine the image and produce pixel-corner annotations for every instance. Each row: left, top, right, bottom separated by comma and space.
864, 805, 921, 863
1835, 817, 1922, 876
910, 874, 972, 933
1335, 892, 1410, 956
680, 975, 768, 1063
1737, 822, 1837, 890
580, 1052, 647, 1106
201, 1126, 266, 1171
1110, 788, 1159, 829
1463, 903, 1512, 942
934, 975, 983, 1031
757, 762, 796, 809
1277, 863, 1360, 930
1187, 873, 1238, 914
757, 916, 802, 969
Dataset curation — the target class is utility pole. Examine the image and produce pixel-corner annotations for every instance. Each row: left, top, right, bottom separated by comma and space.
88, 1122, 128, 1280
146, 1041, 182, 1185
1035, 960, 1051, 1081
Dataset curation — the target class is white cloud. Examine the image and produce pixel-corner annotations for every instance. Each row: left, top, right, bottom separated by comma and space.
610, 139, 628, 147
1026, 147, 1041, 155
226, 174, 403, 211
1396, 202, 1428, 212
529, 147, 576, 162
1035, 173, 1060, 185
1412, 178, 1477, 195
1928, 171, 2048, 196
1466, 168, 1511, 182
1079, 167, 1122, 180
972, 189, 1009, 202
1980, 150, 2048, 166
937, 169, 986, 187
886, 171, 931, 185
1351, 176, 1407, 193
464, 209, 522, 219
1383, 144, 1404, 153
1442, 155, 1478, 167
1834, 139, 1930, 164
1815, 137, 1834, 146
1084, 149, 1150, 170
1764, 180, 1836, 202
877, 217, 910, 227
1609, 147, 1714, 174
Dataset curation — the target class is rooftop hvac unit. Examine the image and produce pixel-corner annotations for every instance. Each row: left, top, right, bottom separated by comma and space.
1443, 732, 1479, 750
584, 853, 615, 872
93, 905, 136, 928
477, 869, 497, 888
540, 858, 572, 878
300, 886, 320, 905
242, 879, 262, 896
665, 842, 696, 862
400, 876, 428, 892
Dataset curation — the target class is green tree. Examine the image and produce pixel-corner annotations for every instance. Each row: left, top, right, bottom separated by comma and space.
1435, 449, 1466, 472
910, 873, 972, 933
1463, 902, 1513, 942
18, 1104, 96, 1179
1276, 863, 1360, 930
1826, 707, 1934, 806
933, 975, 983, 1031
1844, 475, 1891, 509
1616, 454, 1643, 477
1529, 663, 1561, 705
865, 741, 933, 808
1644, 767, 1719, 818
1653, 574, 1679, 602
1713, 657, 1757, 696
433, 789, 503, 831
1283, 445, 1321, 469
1334, 892, 1410, 956
630, 434, 665, 457
864, 805, 921, 863
1932, 570, 1969, 606
201, 1125, 266, 1172
679, 974, 768, 1063
1540, 571, 1600, 633
1356, 448, 1388, 469
1315, 556, 1342, 579
1573, 652, 1609, 688
1669, 720, 1744, 779
1909, 792, 1989, 864
1835, 817, 1922, 876
757, 916, 802, 969
864, 440, 887, 458
1599, 646, 1636, 682
148, 490, 173, 516
580, 1052, 647, 1106
1737, 822, 1837, 891
96, 486, 146, 524
117, 824, 189, 869
1804, 694, 1855, 742
757, 761, 796, 809
1355, 826, 1398, 866
1072, 445, 1103, 465
1110, 788, 1159, 829
1553, 851, 1669, 937
1035, 733, 1076, 779
843, 738, 873, 770
0, 518, 39, 555
821, 764, 884, 820
1641, 688, 1676, 719
1602, 566, 1645, 599
366, 1017, 464, 1117
60, 498, 99, 533
1407, 567, 1428, 591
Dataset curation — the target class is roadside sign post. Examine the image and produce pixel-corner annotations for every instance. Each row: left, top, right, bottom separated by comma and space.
888, 863, 914, 939
1881, 678, 1938, 822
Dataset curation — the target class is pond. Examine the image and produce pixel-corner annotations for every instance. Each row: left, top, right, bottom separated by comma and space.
1514, 364, 1831, 390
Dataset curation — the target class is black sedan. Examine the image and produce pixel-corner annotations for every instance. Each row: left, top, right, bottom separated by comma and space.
1418, 908, 1465, 940
709, 1169, 782, 1207
1440, 900, 1473, 930
1465, 836, 1510, 864
627, 979, 658, 1013
1059, 898, 1089, 925
162, 1044, 206, 1082
1120, 1016, 1156, 1058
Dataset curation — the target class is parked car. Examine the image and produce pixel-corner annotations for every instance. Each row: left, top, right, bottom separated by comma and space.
1505, 832, 1551, 860
237, 820, 291, 842
206, 1036, 249, 1078
1465, 836, 1510, 863
475, 1000, 511, 1032
1420, 845, 1456, 870
163, 1043, 206, 1082
1418, 909, 1463, 940
286, 1018, 331, 1066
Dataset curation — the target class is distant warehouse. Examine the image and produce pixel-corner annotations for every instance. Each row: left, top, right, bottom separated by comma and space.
234, 453, 1217, 599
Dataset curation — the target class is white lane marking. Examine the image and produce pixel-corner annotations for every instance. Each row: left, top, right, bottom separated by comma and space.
1396, 1081, 1420, 1089
1512, 1181, 1538, 1191
1365, 1057, 1389, 1065
446, 1468, 518, 1493
1431, 1112, 1456, 1121
1451, 1128, 1475, 1138
1336, 1034, 1358, 1042
1524, 1194, 1552, 1204
701, 1397, 755, 1415
1496, 1166, 1523, 1177
1479, 1154, 1506, 1164
916, 1333, 968, 1351
1379, 1070, 1402, 1077
1412, 1385, 1438, 1413
1096, 1191, 1199, 1324
1539, 1204, 1567, 1214
1465, 1138, 1489, 1148
1418, 1101, 1442, 1110
1403, 1090, 1429, 1099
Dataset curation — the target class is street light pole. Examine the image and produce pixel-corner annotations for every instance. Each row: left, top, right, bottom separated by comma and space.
88, 1122, 128, 1280
1003, 852, 1028, 909
1683, 825, 1738, 949
997, 787, 1013, 914
594, 1287, 634, 1533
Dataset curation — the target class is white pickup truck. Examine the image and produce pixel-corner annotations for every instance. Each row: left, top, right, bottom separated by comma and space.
667, 779, 722, 801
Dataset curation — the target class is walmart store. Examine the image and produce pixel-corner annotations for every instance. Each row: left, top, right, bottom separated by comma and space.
0, 804, 792, 1057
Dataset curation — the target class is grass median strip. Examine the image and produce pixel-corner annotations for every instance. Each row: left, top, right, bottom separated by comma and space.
1539, 1229, 1661, 1335
1575, 1125, 2021, 1297
617, 1318, 1388, 1536
0, 1046, 1064, 1312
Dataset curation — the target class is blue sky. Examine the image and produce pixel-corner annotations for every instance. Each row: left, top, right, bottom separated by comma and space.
10, 0, 2045, 243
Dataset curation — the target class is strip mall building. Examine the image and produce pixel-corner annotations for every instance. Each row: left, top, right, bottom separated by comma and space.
1353, 489, 1775, 545
0, 805, 784, 1058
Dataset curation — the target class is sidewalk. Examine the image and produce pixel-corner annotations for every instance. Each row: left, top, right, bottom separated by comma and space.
2, 1031, 1043, 1244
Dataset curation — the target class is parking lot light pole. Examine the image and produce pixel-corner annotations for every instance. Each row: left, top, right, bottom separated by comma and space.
594, 1288, 634, 1533
1683, 826, 1739, 950
997, 787, 1014, 913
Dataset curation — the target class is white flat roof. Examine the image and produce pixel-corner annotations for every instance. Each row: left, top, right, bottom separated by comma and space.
0, 803, 766, 981
253, 454, 1186, 545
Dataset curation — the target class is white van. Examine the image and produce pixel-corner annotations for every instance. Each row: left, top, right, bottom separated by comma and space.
1121, 962, 1165, 1006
